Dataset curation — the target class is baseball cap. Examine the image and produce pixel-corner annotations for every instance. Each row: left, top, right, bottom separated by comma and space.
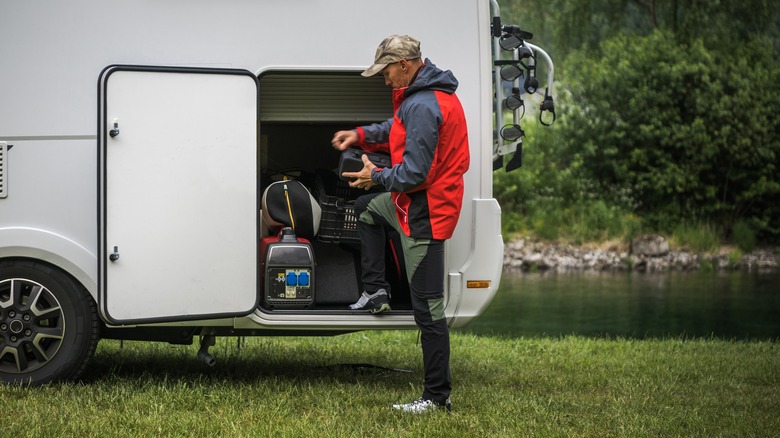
361, 35, 422, 77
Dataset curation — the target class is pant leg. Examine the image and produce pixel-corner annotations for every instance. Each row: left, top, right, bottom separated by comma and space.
408, 240, 451, 404
355, 192, 391, 293
357, 193, 451, 402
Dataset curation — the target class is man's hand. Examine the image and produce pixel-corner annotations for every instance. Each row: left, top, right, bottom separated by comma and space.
342, 154, 379, 190
331, 130, 358, 151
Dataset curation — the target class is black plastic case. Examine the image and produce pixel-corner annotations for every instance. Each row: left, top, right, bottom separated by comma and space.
338, 149, 392, 181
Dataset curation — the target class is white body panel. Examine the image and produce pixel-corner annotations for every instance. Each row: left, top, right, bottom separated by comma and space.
0, 0, 502, 331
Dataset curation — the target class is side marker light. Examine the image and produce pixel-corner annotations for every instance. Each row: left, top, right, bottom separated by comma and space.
466, 281, 491, 289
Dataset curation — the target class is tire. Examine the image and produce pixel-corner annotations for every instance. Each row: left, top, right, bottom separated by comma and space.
0, 260, 99, 386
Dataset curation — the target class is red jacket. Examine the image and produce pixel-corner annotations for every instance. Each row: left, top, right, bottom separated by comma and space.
356, 60, 470, 240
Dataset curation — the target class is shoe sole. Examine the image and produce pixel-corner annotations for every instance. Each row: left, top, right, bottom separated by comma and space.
391, 404, 451, 413
370, 303, 391, 314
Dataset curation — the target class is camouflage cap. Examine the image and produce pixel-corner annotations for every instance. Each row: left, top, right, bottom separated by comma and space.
361, 35, 422, 77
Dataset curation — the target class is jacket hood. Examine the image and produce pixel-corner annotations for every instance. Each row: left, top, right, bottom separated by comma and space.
405, 59, 459, 97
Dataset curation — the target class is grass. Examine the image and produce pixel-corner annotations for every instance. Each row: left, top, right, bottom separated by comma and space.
502, 203, 640, 246
2, 332, 778, 437
671, 222, 722, 253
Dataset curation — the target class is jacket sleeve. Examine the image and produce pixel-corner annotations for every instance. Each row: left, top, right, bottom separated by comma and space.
373, 101, 440, 192
355, 118, 392, 154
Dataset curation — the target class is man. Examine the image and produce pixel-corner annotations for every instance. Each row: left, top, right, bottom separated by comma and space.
331, 35, 470, 413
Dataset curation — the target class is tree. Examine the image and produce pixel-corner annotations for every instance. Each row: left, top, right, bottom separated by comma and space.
495, 1, 780, 240
558, 31, 780, 237
497, 0, 780, 59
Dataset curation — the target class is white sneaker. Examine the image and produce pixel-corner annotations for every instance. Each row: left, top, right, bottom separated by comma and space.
348, 289, 391, 313
392, 397, 452, 413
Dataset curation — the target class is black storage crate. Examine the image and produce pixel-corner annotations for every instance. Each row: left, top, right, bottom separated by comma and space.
315, 170, 365, 244
317, 195, 360, 243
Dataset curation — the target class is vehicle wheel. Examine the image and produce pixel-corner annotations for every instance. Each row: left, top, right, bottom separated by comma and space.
0, 260, 99, 386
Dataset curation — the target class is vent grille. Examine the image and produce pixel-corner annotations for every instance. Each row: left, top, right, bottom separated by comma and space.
0, 142, 6, 198
259, 74, 392, 122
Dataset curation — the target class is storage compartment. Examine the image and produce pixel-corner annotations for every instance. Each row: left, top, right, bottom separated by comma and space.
258, 72, 392, 178
258, 71, 411, 312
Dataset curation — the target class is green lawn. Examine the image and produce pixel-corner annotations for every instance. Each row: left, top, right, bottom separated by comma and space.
2, 332, 777, 437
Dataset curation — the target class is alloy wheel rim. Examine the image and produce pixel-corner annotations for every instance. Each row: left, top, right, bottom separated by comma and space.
0, 278, 66, 374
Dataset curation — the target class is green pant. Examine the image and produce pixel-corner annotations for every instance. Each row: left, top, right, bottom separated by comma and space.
355, 192, 451, 403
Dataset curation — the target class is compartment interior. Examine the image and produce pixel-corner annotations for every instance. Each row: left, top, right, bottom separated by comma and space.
257, 71, 411, 312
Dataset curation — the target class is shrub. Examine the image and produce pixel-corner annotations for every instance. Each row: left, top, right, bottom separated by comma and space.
732, 221, 757, 253
556, 31, 780, 241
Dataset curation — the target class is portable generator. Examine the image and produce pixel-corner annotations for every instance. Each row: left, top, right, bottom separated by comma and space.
261, 227, 315, 309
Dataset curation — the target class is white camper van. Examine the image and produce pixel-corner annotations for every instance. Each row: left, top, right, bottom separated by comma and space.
0, 0, 554, 384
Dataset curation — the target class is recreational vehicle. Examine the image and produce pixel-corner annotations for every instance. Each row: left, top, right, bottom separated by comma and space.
0, 0, 554, 384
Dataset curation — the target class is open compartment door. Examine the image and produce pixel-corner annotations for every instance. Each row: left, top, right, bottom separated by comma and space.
98, 66, 259, 324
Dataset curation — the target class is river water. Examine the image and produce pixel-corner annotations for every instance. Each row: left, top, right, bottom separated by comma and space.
461, 270, 780, 340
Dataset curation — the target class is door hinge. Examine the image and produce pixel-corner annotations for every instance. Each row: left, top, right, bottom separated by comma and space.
0, 142, 8, 199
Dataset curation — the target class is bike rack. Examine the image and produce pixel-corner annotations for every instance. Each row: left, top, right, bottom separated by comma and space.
489, 0, 556, 171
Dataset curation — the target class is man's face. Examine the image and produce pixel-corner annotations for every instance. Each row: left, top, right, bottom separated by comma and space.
381, 62, 407, 88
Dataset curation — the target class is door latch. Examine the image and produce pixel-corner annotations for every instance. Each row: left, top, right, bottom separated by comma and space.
109, 119, 120, 138
109, 246, 120, 262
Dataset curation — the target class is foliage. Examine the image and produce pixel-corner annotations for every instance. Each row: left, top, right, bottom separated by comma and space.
494, 122, 640, 243
732, 220, 757, 253
498, 0, 780, 60
727, 247, 744, 267
558, 31, 780, 238
494, 1, 780, 243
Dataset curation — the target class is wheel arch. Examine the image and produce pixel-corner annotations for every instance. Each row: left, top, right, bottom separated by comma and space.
0, 227, 97, 302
